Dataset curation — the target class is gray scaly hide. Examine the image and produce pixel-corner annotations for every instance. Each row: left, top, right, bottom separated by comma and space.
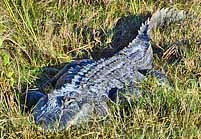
32, 8, 187, 131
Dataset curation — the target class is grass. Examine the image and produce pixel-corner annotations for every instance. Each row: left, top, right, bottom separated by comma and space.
0, 0, 201, 138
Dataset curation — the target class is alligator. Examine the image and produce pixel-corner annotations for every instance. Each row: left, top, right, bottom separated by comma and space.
21, 8, 187, 131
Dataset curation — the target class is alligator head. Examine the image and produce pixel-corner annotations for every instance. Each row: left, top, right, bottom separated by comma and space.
32, 92, 95, 131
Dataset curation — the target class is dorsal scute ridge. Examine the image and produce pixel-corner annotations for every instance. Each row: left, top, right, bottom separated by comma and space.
125, 20, 150, 51
137, 21, 149, 37
63, 62, 98, 88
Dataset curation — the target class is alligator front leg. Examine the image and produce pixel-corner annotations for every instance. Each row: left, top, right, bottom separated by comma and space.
20, 90, 46, 112
111, 69, 168, 103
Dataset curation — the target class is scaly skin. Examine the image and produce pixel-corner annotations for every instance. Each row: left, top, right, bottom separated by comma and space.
23, 8, 187, 131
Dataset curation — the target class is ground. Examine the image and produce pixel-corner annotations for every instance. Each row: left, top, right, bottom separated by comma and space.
0, 0, 201, 138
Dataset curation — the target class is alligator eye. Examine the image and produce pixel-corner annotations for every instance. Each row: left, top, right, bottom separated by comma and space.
62, 96, 77, 108
69, 91, 80, 97
67, 100, 74, 106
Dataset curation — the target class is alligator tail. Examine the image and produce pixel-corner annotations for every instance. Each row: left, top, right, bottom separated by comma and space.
148, 8, 187, 33
123, 8, 188, 70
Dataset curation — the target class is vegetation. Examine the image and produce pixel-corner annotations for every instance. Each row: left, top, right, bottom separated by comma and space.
0, 0, 201, 138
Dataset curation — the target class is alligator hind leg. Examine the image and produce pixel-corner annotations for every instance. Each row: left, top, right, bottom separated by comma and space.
108, 69, 168, 104
138, 69, 169, 85
146, 69, 169, 85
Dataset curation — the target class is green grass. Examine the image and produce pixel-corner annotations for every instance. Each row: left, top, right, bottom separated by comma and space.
0, 0, 201, 138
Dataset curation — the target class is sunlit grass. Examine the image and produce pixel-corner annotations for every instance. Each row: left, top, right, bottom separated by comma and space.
0, 0, 201, 138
